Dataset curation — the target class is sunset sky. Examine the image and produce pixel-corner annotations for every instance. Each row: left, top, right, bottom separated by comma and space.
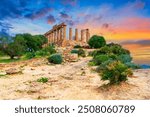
0, 0, 150, 64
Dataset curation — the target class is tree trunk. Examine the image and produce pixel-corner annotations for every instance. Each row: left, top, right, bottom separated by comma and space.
10, 56, 14, 59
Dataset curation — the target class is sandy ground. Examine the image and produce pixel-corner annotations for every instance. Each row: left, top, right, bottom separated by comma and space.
0, 57, 150, 100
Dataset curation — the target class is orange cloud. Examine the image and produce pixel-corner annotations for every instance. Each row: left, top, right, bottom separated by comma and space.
76, 17, 150, 40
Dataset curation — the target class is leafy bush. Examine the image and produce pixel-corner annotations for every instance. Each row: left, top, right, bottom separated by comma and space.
100, 61, 133, 85
74, 45, 82, 48
96, 59, 115, 72
93, 55, 110, 65
88, 35, 106, 48
35, 50, 49, 57
37, 77, 48, 83
78, 48, 86, 57
117, 54, 132, 63
88, 61, 97, 66
44, 44, 56, 55
125, 62, 140, 69
109, 44, 130, 55
25, 52, 35, 59
94, 46, 111, 55
88, 50, 97, 56
71, 49, 78, 54
48, 54, 63, 64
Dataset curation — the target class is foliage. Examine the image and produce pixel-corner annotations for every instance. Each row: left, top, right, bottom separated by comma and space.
93, 55, 110, 65
71, 49, 78, 54
0, 33, 48, 59
5, 41, 26, 59
125, 62, 140, 69
78, 48, 86, 57
48, 54, 63, 64
88, 50, 97, 56
100, 61, 133, 85
35, 50, 49, 57
22, 33, 47, 52
43, 44, 56, 55
117, 54, 132, 63
74, 45, 82, 48
25, 52, 35, 59
88, 35, 106, 48
37, 77, 48, 83
96, 59, 115, 72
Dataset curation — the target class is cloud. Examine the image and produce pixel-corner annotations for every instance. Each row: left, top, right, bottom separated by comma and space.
25, 8, 53, 20
129, 0, 145, 9
102, 23, 109, 29
0, 21, 13, 37
61, 0, 77, 6
47, 15, 56, 24
121, 39, 150, 47
60, 12, 70, 19
0, 0, 24, 20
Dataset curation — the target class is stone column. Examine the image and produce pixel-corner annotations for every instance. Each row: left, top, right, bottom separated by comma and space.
49, 33, 52, 44
81, 30, 84, 42
60, 28, 62, 41
47, 35, 50, 45
54, 30, 57, 43
57, 29, 59, 43
63, 26, 66, 40
69, 28, 72, 40
52, 32, 54, 43
86, 29, 90, 42
75, 28, 78, 41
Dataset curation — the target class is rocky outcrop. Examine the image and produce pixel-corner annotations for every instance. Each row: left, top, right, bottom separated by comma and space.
5, 68, 22, 75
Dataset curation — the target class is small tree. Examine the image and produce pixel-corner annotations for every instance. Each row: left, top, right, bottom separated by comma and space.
48, 54, 63, 64
78, 48, 86, 57
101, 61, 133, 85
88, 35, 106, 48
5, 42, 25, 59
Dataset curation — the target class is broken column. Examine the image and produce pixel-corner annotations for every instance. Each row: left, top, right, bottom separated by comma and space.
81, 30, 84, 42
75, 28, 78, 41
69, 28, 72, 40
86, 29, 90, 42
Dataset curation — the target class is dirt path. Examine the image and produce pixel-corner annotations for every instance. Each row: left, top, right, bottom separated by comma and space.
0, 57, 150, 100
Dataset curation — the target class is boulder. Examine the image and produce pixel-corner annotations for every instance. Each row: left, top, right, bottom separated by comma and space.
65, 54, 78, 62
5, 68, 22, 75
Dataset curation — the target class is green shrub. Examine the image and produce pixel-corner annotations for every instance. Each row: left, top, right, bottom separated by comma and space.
25, 52, 35, 59
88, 50, 97, 56
117, 54, 132, 63
125, 62, 140, 69
100, 61, 133, 85
37, 77, 48, 83
93, 55, 110, 65
96, 59, 115, 72
71, 49, 78, 54
88, 61, 97, 66
88, 35, 106, 48
74, 45, 82, 48
78, 48, 86, 57
95, 46, 111, 55
109, 44, 130, 55
48, 54, 63, 64
44, 44, 56, 55
35, 50, 49, 57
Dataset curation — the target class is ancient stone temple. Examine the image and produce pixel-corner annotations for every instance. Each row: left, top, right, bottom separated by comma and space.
44, 23, 90, 47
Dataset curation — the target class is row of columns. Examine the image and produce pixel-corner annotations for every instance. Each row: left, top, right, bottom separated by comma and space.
45, 23, 90, 46
69, 28, 90, 42
47, 25, 66, 45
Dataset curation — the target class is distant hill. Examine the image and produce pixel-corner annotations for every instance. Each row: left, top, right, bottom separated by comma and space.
140, 64, 150, 69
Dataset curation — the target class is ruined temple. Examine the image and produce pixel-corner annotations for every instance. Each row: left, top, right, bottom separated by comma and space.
44, 23, 90, 47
